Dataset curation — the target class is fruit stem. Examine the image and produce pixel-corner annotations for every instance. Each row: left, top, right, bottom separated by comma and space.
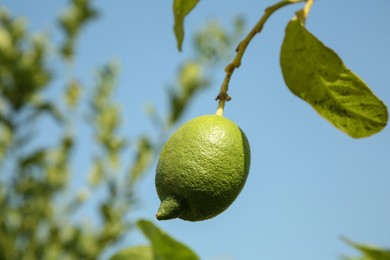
215, 0, 306, 111
156, 196, 182, 220
215, 100, 224, 116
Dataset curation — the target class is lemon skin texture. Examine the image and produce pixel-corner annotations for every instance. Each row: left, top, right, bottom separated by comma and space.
155, 114, 251, 221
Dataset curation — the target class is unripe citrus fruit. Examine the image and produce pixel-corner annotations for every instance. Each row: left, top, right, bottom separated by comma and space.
155, 114, 251, 221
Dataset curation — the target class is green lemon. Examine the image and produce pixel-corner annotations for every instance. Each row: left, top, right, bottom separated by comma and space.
155, 114, 251, 221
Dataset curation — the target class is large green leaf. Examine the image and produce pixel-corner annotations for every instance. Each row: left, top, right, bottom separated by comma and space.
173, 0, 199, 51
280, 18, 388, 138
343, 238, 390, 260
137, 219, 199, 260
110, 246, 153, 260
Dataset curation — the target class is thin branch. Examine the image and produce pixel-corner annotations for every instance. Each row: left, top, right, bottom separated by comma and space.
215, 0, 306, 115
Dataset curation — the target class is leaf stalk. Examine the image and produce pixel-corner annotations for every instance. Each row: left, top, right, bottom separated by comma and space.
296, 0, 314, 23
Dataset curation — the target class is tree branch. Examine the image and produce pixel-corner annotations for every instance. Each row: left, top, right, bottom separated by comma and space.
215, 0, 306, 115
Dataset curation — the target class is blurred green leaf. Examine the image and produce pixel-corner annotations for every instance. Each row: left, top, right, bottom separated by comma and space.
179, 61, 202, 88
59, 0, 98, 60
91, 62, 119, 111
129, 137, 153, 184
137, 219, 199, 260
0, 14, 51, 110
64, 80, 82, 108
90, 62, 126, 168
88, 158, 104, 186
193, 18, 244, 63
30, 100, 64, 123
280, 18, 388, 138
168, 61, 209, 124
0, 122, 13, 160
110, 245, 153, 260
343, 237, 390, 260
19, 149, 46, 168
173, 0, 199, 51
0, 26, 12, 51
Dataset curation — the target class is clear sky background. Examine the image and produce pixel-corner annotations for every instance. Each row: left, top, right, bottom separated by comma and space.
2, 1, 390, 260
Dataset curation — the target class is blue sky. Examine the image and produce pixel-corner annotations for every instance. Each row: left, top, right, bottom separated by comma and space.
2, 1, 390, 260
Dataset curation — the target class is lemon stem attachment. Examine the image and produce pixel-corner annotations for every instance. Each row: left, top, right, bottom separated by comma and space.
156, 196, 182, 220
215, 100, 225, 116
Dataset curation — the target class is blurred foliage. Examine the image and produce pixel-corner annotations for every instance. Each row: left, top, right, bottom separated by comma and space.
0, 9, 51, 111
89, 62, 126, 168
193, 16, 245, 64
59, 0, 98, 60
64, 80, 82, 108
0, 1, 242, 259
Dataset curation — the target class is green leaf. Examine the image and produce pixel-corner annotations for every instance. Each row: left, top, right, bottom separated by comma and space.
110, 245, 153, 260
343, 237, 390, 260
173, 0, 199, 51
280, 18, 388, 138
137, 219, 199, 260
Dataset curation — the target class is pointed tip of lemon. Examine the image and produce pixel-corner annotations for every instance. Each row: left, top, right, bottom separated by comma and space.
156, 196, 182, 220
